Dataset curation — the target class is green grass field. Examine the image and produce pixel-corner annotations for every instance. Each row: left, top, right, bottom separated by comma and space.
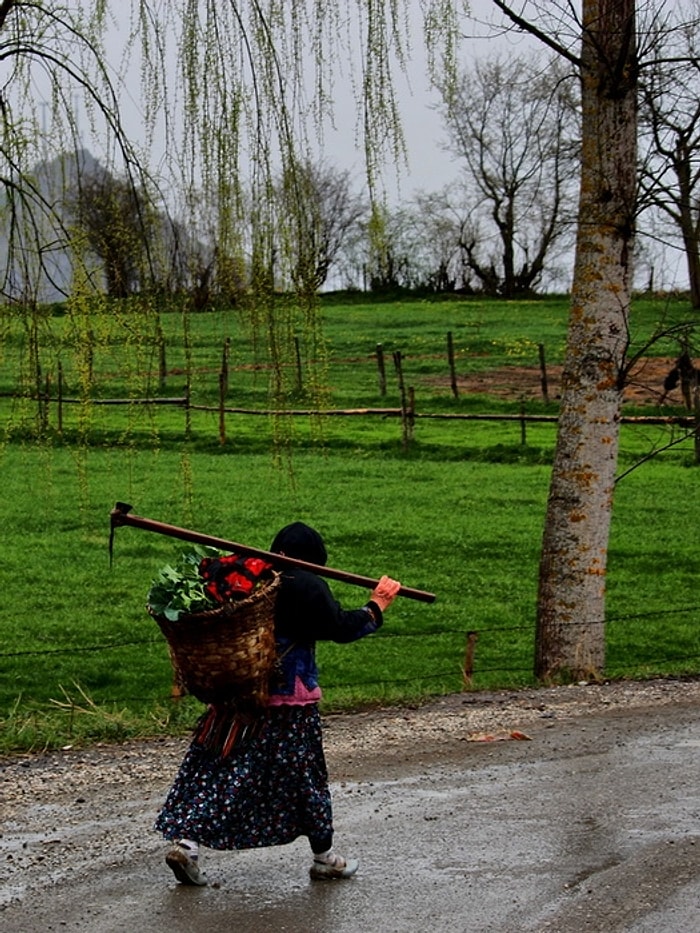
1, 292, 698, 752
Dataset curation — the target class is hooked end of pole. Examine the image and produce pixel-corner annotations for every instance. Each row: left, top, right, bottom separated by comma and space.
111, 501, 134, 525
109, 501, 134, 567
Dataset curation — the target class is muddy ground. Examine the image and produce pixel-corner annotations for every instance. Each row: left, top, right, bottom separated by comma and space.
2, 677, 699, 932
443, 356, 690, 407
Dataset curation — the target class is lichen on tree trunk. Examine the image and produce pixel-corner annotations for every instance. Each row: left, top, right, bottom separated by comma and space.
535, 0, 638, 681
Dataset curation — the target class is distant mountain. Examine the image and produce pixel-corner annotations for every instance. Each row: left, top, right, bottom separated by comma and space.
0, 148, 111, 302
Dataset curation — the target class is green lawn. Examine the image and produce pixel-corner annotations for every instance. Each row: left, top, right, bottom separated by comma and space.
0, 292, 698, 752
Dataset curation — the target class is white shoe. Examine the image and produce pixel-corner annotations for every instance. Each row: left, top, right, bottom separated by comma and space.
165, 842, 207, 886
309, 852, 359, 880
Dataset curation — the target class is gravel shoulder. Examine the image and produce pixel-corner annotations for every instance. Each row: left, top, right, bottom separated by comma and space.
2, 676, 700, 923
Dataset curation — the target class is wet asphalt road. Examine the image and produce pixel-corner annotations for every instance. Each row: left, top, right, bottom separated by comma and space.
1, 700, 698, 932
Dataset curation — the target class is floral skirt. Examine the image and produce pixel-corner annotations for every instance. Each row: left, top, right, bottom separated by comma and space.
154, 703, 333, 850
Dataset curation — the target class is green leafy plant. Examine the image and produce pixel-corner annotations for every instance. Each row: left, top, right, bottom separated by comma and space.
146, 546, 222, 620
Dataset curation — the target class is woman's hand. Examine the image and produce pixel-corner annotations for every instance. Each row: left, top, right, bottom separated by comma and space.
370, 575, 402, 612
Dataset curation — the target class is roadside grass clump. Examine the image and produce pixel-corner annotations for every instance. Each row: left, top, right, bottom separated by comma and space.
1, 688, 204, 753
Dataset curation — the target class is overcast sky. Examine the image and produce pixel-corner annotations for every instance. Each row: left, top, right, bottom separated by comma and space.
308, 0, 543, 201
104, 0, 539, 202
101, 1, 686, 291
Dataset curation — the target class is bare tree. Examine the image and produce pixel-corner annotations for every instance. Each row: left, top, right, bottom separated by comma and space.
438, 52, 579, 297
638, 2, 700, 306
277, 160, 367, 293
412, 191, 475, 292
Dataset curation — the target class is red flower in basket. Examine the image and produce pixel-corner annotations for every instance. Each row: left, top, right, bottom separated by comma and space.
200, 554, 273, 603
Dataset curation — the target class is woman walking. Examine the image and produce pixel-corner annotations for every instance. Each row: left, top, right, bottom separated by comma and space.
155, 521, 401, 884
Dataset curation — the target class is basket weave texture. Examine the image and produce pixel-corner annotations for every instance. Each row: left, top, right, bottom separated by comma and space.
149, 573, 280, 706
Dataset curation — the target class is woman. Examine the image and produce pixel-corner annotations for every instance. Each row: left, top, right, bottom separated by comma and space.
155, 521, 401, 885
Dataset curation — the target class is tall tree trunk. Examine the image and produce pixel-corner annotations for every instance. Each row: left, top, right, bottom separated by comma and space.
535, 0, 637, 681
675, 145, 700, 309
681, 223, 700, 310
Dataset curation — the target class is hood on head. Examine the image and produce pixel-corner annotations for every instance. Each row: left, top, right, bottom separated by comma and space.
270, 522, 328, 566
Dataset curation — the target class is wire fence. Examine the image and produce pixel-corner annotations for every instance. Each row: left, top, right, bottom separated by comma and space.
6, 331, 700, 455
3, 338, 699, 715
8, 387, 699, 461
4, 604, 699, 706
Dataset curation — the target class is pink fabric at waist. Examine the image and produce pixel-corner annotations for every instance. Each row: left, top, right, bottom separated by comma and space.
267, 676, 322, 707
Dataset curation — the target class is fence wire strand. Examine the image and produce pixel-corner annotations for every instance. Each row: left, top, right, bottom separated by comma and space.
3, 603, 699, 705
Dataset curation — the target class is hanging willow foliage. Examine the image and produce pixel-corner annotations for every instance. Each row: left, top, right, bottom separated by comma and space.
0, 0, 467, 450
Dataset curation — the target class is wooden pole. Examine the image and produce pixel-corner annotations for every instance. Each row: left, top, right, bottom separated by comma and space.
376, 343, 387, 397
462, 631, 478, 687
447, 331, 459, 398
538, 343, 549, 402
109, 502, 437, 603
221, 337, 230, 396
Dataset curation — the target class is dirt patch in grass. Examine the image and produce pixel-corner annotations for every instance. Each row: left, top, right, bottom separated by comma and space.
441, 356, 692, 407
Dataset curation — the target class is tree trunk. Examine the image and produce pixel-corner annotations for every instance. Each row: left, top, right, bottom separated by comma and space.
675, 146, 700, 309
535, 0, 637, 681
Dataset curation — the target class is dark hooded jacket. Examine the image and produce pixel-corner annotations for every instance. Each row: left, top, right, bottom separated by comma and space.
269, 522, 383, 699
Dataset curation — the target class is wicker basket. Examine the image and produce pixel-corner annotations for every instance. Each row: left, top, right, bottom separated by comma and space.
149, 573, 280, 707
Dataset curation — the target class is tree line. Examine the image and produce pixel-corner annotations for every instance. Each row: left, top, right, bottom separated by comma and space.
6, 4, 700, 306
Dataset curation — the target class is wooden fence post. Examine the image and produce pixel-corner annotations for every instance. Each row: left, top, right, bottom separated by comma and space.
218, 372, 226, 444
376, 343, 387, 397
538, 343, 549, 402
221, 337, 231, 397
393, 350, 412, 451
447, 331, 459, 398
462, 630, 478, 687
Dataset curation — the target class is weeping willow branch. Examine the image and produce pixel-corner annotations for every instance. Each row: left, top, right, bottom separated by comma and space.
0, 1, 466, 449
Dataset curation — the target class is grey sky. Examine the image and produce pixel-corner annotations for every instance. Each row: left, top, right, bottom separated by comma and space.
100, 1, 688, 291
106, 0, 534, 201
